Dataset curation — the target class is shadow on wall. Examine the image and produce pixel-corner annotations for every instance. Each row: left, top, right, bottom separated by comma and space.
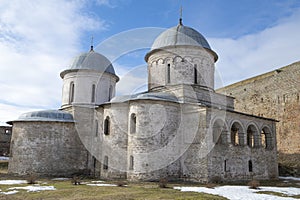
278, 152, 300, 177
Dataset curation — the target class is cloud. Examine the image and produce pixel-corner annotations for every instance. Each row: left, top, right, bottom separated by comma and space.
0, 0, 106, 124
114, 63, 148, 96
211, 7, 300, 88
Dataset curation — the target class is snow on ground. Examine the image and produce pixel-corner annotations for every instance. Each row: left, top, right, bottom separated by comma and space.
0, 157, 9, 161
0, 190, 18, 195
86, 183, 117, 187
174, 185, 300, 200
8, 185, 56, 192
0, 180, 27, 185
279, 176, 300, 182
91, 180, 104, 183
51, 178, 70, 181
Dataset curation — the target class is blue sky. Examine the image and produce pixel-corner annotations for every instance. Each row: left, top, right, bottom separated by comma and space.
1, 0, 300, 125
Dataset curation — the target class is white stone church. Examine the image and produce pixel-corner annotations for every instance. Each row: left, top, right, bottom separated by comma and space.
8, 19, 278, 182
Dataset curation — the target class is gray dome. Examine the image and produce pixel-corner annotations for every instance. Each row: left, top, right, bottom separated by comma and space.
149, 23, 218, 61
151, 24, 211, 50
14, 110, 74, 122
69, 50, 116, 75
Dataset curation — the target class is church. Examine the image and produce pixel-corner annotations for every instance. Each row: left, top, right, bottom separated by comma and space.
7, 18, 278, 183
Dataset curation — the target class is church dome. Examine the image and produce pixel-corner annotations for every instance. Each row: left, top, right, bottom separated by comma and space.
8, 110, 74, 124
69, 49, 116, 75
148, 21, 218, 61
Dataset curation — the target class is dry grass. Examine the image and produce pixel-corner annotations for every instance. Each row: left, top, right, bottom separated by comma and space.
0, 180, 226, 200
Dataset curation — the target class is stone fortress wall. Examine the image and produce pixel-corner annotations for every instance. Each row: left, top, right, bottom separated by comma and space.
217, 61, 300, 176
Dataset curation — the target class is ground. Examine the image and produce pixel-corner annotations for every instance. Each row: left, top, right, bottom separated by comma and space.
0, 160, 300, 200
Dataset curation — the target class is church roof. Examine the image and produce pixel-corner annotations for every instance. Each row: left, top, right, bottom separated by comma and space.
8, 110, 74, 123
110, 92, 179, 103
147, 21, 218, 61
68, 48, 116, 75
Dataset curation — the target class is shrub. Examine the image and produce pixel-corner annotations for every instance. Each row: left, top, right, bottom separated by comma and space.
248, 180, 260, 189
210, 176, 222, 184
27, 174, 37, 184
71, 176, 81, 185
158, 178, 168, 188
115, 181, 126, 187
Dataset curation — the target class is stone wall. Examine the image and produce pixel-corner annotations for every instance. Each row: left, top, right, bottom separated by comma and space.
217, 61, 300, 176
0, 126, 12, 156
8, 121, 88, 176
207, 109, 278, 181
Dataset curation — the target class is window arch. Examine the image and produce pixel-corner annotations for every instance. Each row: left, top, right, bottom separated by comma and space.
129, 155, 134, 170
194, 64, 198, 84
261, 127, 273, 149
69, 81, 75, 104
231, 122, 244, 146
130, 113, 136, 134
248, 160, 253, 172
212, 119, 228, 145
247, 124, 259, 148
104, 116, 110, 135
103, 156, 108, 170
95, 119, 98, 137
91, 84, 96, 103
167, 63, 171, 83
108, 85, 113, 101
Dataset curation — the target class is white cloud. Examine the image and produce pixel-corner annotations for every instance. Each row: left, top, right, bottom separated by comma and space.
114, 63, 148, 95
0, 0, 106, 124
211, 8, 300, 88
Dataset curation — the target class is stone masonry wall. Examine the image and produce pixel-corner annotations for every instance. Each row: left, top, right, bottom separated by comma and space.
217, 61, 300, 175
8, 121, 88, 176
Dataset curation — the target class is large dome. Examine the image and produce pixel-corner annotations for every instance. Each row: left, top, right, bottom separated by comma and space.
69, 49, 116, 75
148, 22, 218, 61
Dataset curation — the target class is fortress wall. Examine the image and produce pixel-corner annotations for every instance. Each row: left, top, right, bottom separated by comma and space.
217, 61, 300, 175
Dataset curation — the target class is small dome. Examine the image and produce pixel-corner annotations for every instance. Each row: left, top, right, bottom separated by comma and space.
69, 50, 116, 75
13, 110, 74, 123
148, 23, 218, 61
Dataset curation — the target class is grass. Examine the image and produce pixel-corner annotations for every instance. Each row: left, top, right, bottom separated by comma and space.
0, 161, 8, 174
0, 180, 226, 200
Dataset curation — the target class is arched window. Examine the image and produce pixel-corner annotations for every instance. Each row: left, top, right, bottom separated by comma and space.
224, 159, 229, 172
167, 63, 171, 83
69, 82, 75, 104
130, 113, 136, 134
248, 160, 253, 172
129, 155, 134, 170
103, 156, 108, 170
93, 156, 97, 168
108, 85, 113, 101
194, 64, 198, 84
104, 117, 110, 135
231, 122, 244, 146
91, 84, 96, 103
261, 127, 273, 149
95, 120, 98, 137
247, 125, 259, 148
212, 119, 227, 145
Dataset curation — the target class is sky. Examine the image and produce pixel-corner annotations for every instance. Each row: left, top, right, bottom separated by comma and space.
1, 0, 300, 125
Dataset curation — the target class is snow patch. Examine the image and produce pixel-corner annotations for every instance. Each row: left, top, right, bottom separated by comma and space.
86, 183, 117, 187
279, 176, 300, 182
8, 185, 56, 192
51, 178, 70, 181
91, 180, 104, 183
0, 190, 18, 195
0, 180, 27, 185
174, 185, 300, 200
0, 156, 9, 160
